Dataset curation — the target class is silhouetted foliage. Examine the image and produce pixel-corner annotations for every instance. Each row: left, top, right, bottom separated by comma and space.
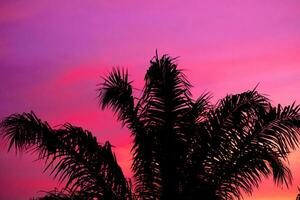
1, 53, 300, 200
29, 189, 87, 200
0, 112, 135, 200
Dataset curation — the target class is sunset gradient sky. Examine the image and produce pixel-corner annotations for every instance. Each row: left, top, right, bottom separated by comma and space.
1, 1, 300, 199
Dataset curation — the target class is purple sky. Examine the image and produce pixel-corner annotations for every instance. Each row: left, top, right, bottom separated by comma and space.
1, 1, 300, 199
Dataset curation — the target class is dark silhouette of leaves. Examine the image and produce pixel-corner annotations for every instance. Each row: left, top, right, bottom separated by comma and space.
1, 53, 300, 200
0, 112, 135, 200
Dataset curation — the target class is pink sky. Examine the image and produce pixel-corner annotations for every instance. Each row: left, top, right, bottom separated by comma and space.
0, 0, 300, 199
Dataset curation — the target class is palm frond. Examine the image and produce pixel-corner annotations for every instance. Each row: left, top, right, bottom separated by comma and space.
97, 68, 135, 124
0, 112, 134, 200
206, 100, 300, 199
32, 189, 88, 200
96, 67, 157, 199
136, 54, 193, 199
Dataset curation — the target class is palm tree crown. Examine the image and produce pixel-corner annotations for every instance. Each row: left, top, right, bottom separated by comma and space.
1, 54, 300, 200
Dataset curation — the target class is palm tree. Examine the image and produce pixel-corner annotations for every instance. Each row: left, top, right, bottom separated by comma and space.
1, 53, 300, 200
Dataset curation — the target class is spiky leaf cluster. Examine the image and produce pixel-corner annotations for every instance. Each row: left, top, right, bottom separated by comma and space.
1, 54, 300, 200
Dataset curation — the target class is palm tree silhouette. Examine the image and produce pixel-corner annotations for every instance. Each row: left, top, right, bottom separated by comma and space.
1, 54, 300, 200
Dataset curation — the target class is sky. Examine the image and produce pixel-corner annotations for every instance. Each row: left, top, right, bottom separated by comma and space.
0, 0, 300, 199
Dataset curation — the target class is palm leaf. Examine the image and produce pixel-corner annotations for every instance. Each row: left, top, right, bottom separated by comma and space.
202, 95, 300, 199
97, 67, 161, 199
0, 112, 134, 200
138, 54, 193, 199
